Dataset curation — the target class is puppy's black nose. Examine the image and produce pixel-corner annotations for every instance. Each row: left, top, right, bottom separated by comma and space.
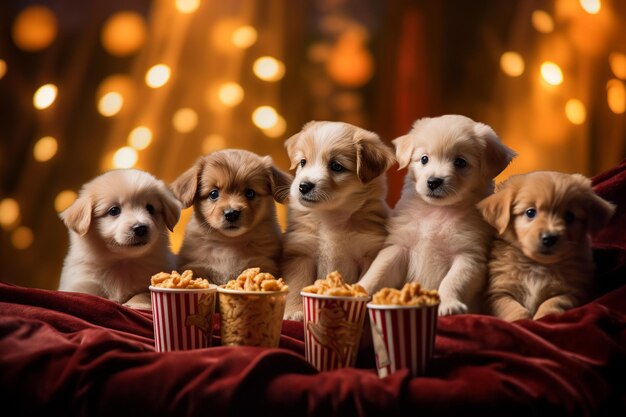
427, 177, 444, 191
224, 209, 241, 223
541, 233, 559, 248
299, 181, 315, 195
132, 224, 148, 237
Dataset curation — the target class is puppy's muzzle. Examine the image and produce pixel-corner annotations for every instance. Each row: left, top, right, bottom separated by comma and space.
132, 224, 149, 238
427, 177, 444, 191
224, 209, 241, 223
540, 233, 559, 250
299, 181, 315, 195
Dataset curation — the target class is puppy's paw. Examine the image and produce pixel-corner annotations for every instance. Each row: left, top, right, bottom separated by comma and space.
284, 310, 304, 322
438, 299, 468, 316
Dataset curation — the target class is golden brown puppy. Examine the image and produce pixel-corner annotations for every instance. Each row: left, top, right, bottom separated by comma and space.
282, 121, 395, 320
478, 171, 615, 321
171, 149, 292, 285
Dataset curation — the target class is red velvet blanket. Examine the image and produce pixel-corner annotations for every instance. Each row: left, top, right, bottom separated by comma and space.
1, 160, 625, 417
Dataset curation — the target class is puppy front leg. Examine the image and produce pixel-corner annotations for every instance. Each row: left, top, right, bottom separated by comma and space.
438, 255, 487, 316
359, 245, 408, 295
533, 295, 578, 320
489, 294, 532, 321
282, 256, 317, 321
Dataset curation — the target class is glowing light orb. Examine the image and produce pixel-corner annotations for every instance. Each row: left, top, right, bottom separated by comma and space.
252, 106, 279, 129
261, 116, 286, 138
579, 0, 601, 14
565, 99, 586, 125
218, 82, 244, 107
609, 53, 626, 80
112, 146, 138, 168
607, 79, 626, 114
175, 0, 200, 14
145, 64, 171, 88
253, 57, 286, 82
172, 108, 198, 133
500, 52, 525, 77
98, 92, 124, 117
12, 5, 57, 51
55, 190, 77, 213
531, 10, 554, 33
11, 226, 33, 250
33, 136, 58, 162
101, 11, 146, 57
0, 198, 20, 229
33, 83, 57, 109
540, 62, 563, 86
231, 25, 257, 49
128, 126, 153, 150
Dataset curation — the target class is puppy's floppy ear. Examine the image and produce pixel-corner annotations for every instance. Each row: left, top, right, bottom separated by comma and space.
570, 174, 616, 234
170, 158, 203, 208
284, 121, 315, 170
354, 128, 395, 183
474, 122, 517, 179
392, 135, 413, 170
60, 194, 92, 236
477, 183, 515, 235
158, 185, 182, 232
263, 156, 293, 203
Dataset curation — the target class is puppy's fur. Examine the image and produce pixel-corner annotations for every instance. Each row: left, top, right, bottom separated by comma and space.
478, 171, 615, 321
171, 149, 292, 285
359, 115, 516, 316
59, 169, 181, 307
282, 121, 395, 320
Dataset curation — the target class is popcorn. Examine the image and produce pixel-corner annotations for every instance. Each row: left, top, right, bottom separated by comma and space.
301, 271, 368, 297
371, 283, 440, 306
223, 267, 288, 292
150, 270, 210, 289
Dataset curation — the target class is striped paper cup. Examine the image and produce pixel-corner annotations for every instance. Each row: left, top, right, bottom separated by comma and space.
301, 292, 370, 371
367, 302, 439, 378
150, 285, 217, 352
217, 288, 288, 347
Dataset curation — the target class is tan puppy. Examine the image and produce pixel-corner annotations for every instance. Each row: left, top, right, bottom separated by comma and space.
171, 149, 292, 285
478, 171, 615, 321
59, 169, 181, 308
282, 121, 395, 320
359, 115, 516, 316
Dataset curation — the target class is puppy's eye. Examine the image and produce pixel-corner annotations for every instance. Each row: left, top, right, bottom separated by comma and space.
454, 158, 467, 168
564, 211, 575, 224
245, 189, 256, 199
300, 159, 306, 168
108, 206, 121, 216
329, 161, 344, 172
525, 208, 537, 219
146, 204, 155, 215
208, 189, 219, 200
421, 155, 429, 165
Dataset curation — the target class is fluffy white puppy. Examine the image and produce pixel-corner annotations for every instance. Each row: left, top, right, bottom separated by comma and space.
282, 121, 395, 320
359, 115, 516, 316
59, 169, 181, 308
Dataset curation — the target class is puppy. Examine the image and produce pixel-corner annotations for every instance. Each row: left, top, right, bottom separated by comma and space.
171, 149, 292, 285
59, 169, 181, 308
359, 115, 516, 316
477, 171, 615, 321
282, 121, 396, 320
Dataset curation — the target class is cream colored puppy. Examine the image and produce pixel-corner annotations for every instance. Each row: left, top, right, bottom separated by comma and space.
59, 169, 181, 308
171, 149, 292, 285
282, 121, 395, 320
478, 171, 615, 321
359, 115, 516, 316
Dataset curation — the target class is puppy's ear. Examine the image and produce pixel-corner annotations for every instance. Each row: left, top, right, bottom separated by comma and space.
170, 159, 203, 208
262, 156, 292, 203
60, 194, 92, 236
570, 174, 616, 234
475, 122, 517, 179
354, 129, 395, 183
158, 185, 182, 232
392, 135, 413, 170
477, 184, 515, 235
285, 121, 315, 170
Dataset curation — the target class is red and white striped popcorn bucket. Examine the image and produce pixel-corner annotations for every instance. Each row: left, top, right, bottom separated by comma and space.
367, 302, 439, 377
301, 292, 370, 371
149, 285, 217, 352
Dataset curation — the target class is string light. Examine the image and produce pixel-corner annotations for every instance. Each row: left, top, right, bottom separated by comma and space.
112, 146, 138, 168
175, 0, 200, 14
11, 226, 34, 250
540, 62, 563, 86
0, 198, 20, 230
33, 83, 58, 109
101, 11, 146, 57
145, 64, 171, 88
172, 108, 198, 133
607, 79, 626, 114
97, 91, 124, 117
33, 136, 58, 162
609, 53, 626, 80
565, 99, 586, 125
252, 106, 279, 129
54, 190, 77, 213
12, 5, 57, 52
0, 59, 6, 80
253, 57, 286, 82
218, 82, 244, 107
128, 126, 153, 150
231, 26, 257, 49
500, 52, 525, 77
531, 10, 554, 34
579, 0, 601, 14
